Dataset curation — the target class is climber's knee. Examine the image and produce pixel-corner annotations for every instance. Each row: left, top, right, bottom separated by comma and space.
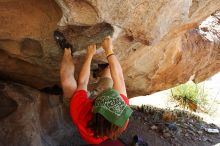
62, 79, 77, 98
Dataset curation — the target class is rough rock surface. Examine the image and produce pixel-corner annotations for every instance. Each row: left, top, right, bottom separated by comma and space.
124, 29, 220, 96
0, 0, 62, 89
1, 1, 220, 145
0, 81, 86, 146
0, 0, 220, 96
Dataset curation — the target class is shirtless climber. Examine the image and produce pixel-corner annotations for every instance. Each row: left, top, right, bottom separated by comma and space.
54, 31, 133, 145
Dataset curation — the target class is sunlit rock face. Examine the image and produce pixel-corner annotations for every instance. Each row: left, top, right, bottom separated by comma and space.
124, 28, 220, 96
0, 0, 220, 97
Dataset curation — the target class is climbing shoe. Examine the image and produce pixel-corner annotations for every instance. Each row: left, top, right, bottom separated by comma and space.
131, 135, 148, 146
54, 30, 73, 50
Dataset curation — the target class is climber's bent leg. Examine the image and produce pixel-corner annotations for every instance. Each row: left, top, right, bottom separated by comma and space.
100, 65, 112, 79
91, 66, 113, 98
60, 48, 77, 99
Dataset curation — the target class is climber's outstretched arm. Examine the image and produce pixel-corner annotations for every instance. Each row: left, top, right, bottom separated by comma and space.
102, 37, 127, 96
77, 44, 96, 91
108, 55, 127, 96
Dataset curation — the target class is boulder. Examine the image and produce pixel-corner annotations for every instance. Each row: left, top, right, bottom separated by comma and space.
0, 0, 220, 96
0, 81, 86, 146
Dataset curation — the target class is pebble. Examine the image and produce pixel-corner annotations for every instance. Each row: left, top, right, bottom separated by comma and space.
207, 139, 213, 143
202, 136, 208, 142
198, 131, 203, 134
183, 123, 188, 128
176, 129, 182, 136
193, 137, 198, 141
151, 125, 158, 130
189, 119, 194, 123
168, 123, 177, 131
205, 128, 219, 134
194, 123, 202, 130
163, 132, 171, 138
185, 133, 189, 137
188, 130, 196, 136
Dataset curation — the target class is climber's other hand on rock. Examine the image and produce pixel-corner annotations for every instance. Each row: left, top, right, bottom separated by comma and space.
87, 44, 96, 56
102, 36, 114, 51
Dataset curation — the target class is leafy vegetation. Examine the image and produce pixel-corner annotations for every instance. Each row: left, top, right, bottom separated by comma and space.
170, 81, 212, 113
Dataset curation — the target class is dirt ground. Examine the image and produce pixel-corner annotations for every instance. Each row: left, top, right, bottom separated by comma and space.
120, 106, 220, 146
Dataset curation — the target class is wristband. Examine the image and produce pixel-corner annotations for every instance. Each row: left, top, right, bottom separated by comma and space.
105, 49, 114, 57
107, 53, 114, 58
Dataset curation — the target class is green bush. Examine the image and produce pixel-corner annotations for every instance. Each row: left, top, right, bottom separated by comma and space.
170, 81, 210, 113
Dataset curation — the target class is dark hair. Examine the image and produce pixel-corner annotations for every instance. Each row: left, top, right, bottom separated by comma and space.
87, 113, 128, 140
